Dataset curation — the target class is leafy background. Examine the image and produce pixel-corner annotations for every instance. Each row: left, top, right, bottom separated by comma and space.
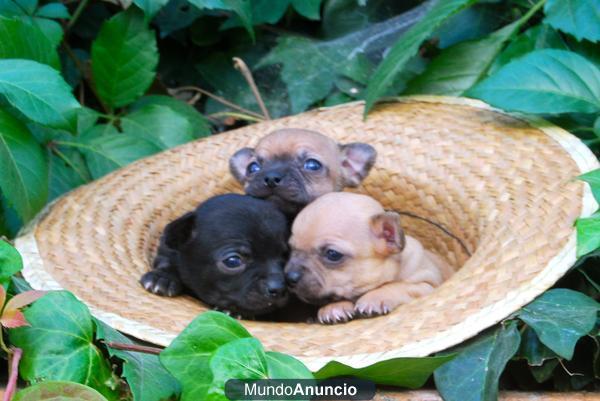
0, 0, 599, 400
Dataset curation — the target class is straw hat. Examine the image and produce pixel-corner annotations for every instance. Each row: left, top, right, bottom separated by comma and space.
16, 96, 598, 371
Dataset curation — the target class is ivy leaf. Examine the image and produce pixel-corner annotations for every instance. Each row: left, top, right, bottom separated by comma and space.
222, 0, 322, 29
467, 49, 600, 114
75, 128, 160, 179
91, 8, 158, 109
517, 326, 558, 366
0, 0, 37, 16
576, 212, 600, 257
434, 322, 521, 401
9, 291, 119, 400
0, 289, 45, 328
0, 17, 60, 69
363, 0, 476, 116
0, 59, 80, 130
578, 169, 600, 203
35, 3, 70, 19
48, 148, 90, 201
121, 105, 195, 149
95, 319, 180, 401
265, 352, 312, 379
188, 0, 254, 41
544, 0, 600, 42
160, 311, 252, 401
530, 359, 559, 383
517, 289, 600, 360
0, 108, 48, 222
130, 95, 211, 137
0, 240, 22, 286
14, 381, 109, 401
133, 0, 169, 19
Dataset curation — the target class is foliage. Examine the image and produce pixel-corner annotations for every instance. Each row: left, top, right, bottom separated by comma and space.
14, 381, 109, 401
0, 0, 599, 400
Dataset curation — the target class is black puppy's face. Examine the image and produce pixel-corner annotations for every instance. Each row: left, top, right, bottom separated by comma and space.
229, 129, 377, 215
171, 195, 290, 317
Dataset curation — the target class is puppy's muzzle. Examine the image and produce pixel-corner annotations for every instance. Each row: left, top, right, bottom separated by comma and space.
264, 171, 283, 188
285, 269, 302, 287
265, 276, 287, 298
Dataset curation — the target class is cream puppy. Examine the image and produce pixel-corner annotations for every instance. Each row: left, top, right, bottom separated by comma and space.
284, 192, 454, 324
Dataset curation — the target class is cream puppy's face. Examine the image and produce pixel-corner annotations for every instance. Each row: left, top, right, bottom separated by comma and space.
284, 192, 405, 305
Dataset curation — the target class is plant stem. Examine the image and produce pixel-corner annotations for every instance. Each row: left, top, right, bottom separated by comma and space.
104, 341, 163, 355
66, 0, 90, 31
3, 348, 22, 401
208, 111, 263, 123
233, 57, 271, 120
168, 86, 265, 120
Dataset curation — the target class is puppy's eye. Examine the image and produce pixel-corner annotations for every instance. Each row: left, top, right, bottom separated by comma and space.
246, 162, 261, 175
324, 249, 344, 262
222, 255, 244, 269
303, 159, 322, 171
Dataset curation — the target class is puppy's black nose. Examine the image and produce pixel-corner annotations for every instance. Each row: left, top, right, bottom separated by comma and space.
264, 172, 283, 188
266, 278, 286, 298
285, 270, 302, 286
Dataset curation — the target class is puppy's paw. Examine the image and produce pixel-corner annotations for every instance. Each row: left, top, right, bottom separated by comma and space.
317, 301, 355, 324
140, 270, 182, 297
354, 291, 396, 317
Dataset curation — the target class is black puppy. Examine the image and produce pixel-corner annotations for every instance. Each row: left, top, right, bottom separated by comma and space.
140, 194, 290, 317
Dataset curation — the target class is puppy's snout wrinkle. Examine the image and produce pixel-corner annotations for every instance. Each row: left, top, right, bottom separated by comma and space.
264, 171, 283, 188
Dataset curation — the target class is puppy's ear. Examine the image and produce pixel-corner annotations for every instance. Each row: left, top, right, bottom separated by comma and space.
370, 211, 405, 255
339, 143, 377, 187
229, 147, 255, 184
163, 212, 197, 249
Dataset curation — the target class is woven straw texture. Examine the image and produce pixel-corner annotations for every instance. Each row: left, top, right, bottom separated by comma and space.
16, 96, 598, 371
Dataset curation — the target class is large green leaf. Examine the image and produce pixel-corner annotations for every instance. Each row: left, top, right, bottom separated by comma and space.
0, 108, 48, 222
35, 3, 70, 19
579, 168, 600, 203
363, 0, 476, 115
315, 355, 454, 388
14, 381, 108, 401
266, 352, 313, 379
434, 322, 521, 401
467, 49, 600, 114
9, 291, 119, 400
576, 213, 600, 257
0, 0, 37, 17
48, 147, 90, 200
406, 2, 543, 96
160, 311, 252, 401
69, 127, 160, 179
130, 95, 211, 137
517, 326, 558, 366
517, 289, 600, 360
544, 0, 600, 42
91, 8, 158, 109
121, 105, 194, 149
95, 319, 180, 401
0, 17, 59, 68
0, 59, 80, 129
0, 239, 22, 286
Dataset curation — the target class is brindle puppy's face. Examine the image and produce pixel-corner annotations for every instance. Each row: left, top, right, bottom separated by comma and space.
229, 129, 376, 215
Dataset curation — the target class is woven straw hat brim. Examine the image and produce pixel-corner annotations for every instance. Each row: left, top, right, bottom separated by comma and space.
16, 96, 599, 371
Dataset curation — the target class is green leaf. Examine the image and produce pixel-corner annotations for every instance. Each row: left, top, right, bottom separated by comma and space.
14, 381, 108, 401
73, 127, 160, 179
0, 108, 48, 222
579, 169, 600, 203
187, 0, 254, 40
9, 291, 119, 400
489, 24, 568, 74
544, 0, 600, 42
91, 8, 158, 108
0, 59, 80, 129
530, 359, 559, 383
0, 239, 22, 286
577, 212, 600, 257
223, 0, 322, 28
0, 0, 36, 16
131, 95, 211, 137
315, 355, 454, 388
518, 289, 600, 359
95, 319, 180, 401
266, 352, 313, 379
133, 0, 169, 19
207, 338, 269, 401
517, 326, 558, 366
48, 147, 90, 200
467, 49, 600, 114
0, 17, 60, 69
35, 3, 70, 19
32, 17, 63, 46
160, 311, 252, 401
435, 322, 521, 401
121, 105, 194, 149
363, 0, 477, 116
406, 20, 521, 96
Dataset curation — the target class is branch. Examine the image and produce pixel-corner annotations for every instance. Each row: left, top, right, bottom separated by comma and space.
3, 348, 22, 401
103, 341, 163, 355
168, 86, 264, 120
233, 57, 271, 120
